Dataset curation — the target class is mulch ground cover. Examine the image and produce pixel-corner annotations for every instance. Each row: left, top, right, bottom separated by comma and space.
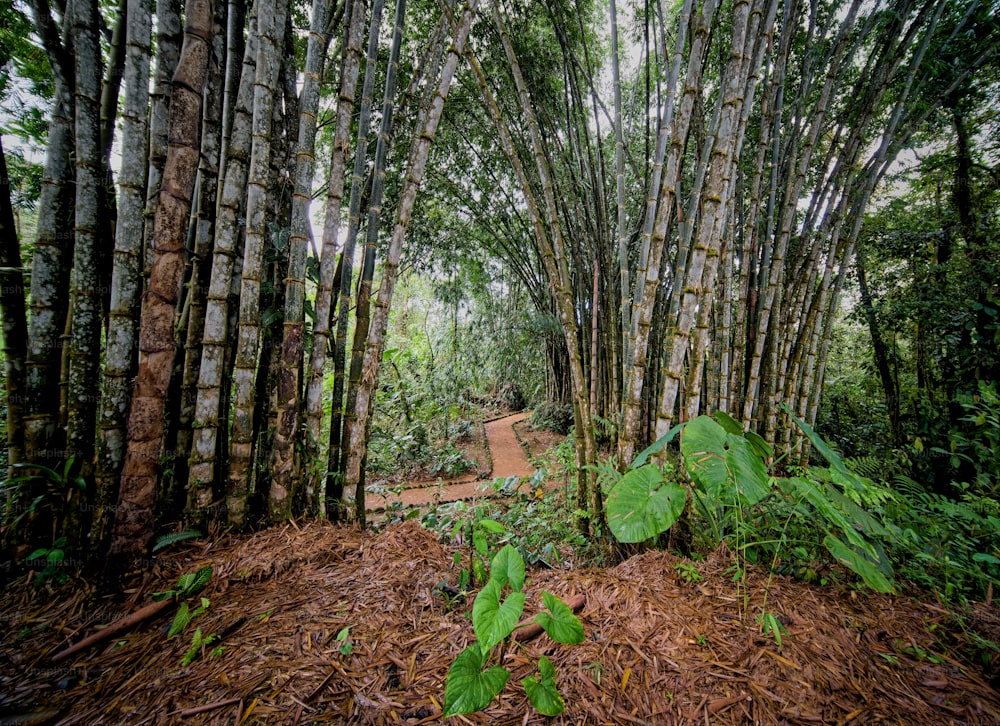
2, 519, 999, 724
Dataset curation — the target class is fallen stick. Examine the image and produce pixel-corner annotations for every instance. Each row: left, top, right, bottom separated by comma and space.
685, 692, 749, 721
512, 594, 586, 643
50, 597, 177, 664
177, 697, 242, 717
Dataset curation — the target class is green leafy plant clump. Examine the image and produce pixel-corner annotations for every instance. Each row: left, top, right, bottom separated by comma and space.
443, 544, 584, 717
606, 409, 898, 594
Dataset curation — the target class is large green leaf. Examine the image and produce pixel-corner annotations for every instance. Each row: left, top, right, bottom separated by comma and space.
473, 579, 526, 654
535, 591, 585, 644
631, 424, 683, 469
489, 544, 525, 592
782, 405, 863, 490
713, 410, 744, 435
787, 477, 877, 557
522, 656, 565, 716
478, 519, 506, 535
681, 415, 729, 498
443, 644, 510, 716
606, 465, 687, 543
724, 434, 771, 506
823, 534, 895, 594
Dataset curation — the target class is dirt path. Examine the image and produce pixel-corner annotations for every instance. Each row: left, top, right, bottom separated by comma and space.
370, 412, 534, 511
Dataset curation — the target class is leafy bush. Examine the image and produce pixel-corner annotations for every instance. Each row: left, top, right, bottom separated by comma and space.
605, 410, 897, 593
530, 403, 574, 435
883, 478, 1000, 602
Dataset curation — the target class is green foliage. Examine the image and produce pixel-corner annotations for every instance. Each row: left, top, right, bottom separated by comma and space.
336, 627, 353, 655
883, 479, 1000, 602
522, 656, 564, 716
167, 597, 210, 639
604, 412, 898, 594
759, 611, 787, 648
605, 464, 686, 544
151, 530, 202, 553
2, 458, 87, 550
529, 403, 575, 435
25, 537, 68, 586
673, 561, 701, 584
535, 591, 585, 644
941, 381, 1000, 497
154, 566, 214, 645
180, 627, 220, 667
442, 544, 584, 717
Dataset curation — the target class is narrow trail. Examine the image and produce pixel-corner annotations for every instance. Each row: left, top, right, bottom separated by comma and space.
368, 411, 534, 511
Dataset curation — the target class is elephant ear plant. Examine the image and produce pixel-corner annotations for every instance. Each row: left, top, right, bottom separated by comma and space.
605, 410, 897, 594
443, 544, 584, 717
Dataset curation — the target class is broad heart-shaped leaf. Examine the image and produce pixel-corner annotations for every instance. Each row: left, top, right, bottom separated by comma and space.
522, 656, 565, 716
724, 434, 771, 506
606, 465, 687, 543
443, 643, 511, 716
681, 415, 729, 499
743, 430, 774, 459
473, 579, 526, 654
823, 534, 895, 594
489, 544, 525, 592
535, 591, 585, 644
713, 410, 744, 435
630, 423, 683, 469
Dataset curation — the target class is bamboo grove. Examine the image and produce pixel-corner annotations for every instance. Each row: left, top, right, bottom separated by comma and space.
0, 0, 995, 578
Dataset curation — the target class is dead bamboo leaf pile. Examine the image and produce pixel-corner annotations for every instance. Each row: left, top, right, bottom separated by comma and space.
2, 520, 999, 724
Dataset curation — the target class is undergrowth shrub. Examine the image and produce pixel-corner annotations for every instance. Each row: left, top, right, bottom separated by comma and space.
530, 403, 574, 435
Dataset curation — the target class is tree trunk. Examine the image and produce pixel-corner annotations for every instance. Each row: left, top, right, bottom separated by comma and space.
172, 0, 227, 503
142, 0, 183, 275
24, 0, 74, 472
0, 138, 28, 476
108, 0, 213, 575
95, 0, 153, 551
187, 29, 258, 513
619, 0, 716, 464
302, 0, 365, 510
340, 0, 407, 523
269, 0, 333, 520
326, 0, 386, 520
343, 0, 480, 527
227, 0, 289, 528
66, 0, 104, 498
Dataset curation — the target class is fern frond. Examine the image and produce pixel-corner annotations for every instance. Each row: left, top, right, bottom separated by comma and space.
152, 529, 202, 553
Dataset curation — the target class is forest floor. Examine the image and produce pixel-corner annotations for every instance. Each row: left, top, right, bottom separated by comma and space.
2, 416, 1000, 724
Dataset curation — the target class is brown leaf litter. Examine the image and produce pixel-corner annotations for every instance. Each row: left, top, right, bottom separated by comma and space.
2, 519, 999, 724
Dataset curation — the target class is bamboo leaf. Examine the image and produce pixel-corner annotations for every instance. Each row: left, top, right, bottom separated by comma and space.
823, 534, 895, 593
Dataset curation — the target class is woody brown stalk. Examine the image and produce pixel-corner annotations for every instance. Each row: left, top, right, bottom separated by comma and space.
108, 0, 213, 573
